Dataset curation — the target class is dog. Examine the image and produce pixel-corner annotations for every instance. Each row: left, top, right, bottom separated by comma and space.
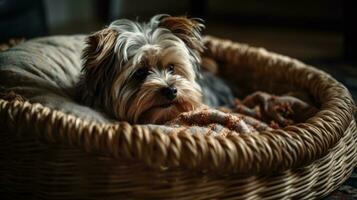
77, 14, 234, 124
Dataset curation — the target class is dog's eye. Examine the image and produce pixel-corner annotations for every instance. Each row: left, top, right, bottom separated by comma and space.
134, 68, 149, 80
167, 64, 175, 73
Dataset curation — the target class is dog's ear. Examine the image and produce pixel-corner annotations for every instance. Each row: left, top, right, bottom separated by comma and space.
159, 16, 204, 53
80, 27, 118, 102
82, 27, 118, 72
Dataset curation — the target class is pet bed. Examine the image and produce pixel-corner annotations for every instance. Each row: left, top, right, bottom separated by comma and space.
0, 35, 356, 199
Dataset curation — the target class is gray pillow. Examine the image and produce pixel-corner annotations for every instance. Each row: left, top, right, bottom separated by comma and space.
0, 35, 111, 123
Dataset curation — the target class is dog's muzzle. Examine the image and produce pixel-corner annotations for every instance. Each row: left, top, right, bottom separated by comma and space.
160, 86, 177, 100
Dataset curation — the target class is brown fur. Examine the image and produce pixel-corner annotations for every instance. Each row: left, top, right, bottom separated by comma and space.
159, 16, 204, 54
78, 28, 119, 107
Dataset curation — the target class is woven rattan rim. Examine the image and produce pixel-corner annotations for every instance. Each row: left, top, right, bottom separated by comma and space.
0, 36, 355, 174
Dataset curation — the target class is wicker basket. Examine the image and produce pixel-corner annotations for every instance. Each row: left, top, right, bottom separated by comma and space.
0, 36, 356, 200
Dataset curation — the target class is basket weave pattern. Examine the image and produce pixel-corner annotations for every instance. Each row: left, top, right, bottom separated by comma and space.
0, 36, 356, 199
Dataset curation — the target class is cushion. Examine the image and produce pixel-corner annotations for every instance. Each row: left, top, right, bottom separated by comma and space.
0, 35, 111, 123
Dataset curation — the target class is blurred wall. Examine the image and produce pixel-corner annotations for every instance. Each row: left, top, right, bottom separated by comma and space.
42, 0, 342, 35
208, 0, 342, 22
110, 0, 190, 20
43, 0, 96, 34
43, 0, 190, 34
0, 0, 46, 42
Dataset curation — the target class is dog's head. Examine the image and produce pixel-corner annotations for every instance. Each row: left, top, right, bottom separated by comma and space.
79, 14, 205, 124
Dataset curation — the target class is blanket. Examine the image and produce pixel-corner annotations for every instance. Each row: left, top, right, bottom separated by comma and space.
164, 91, 317, 136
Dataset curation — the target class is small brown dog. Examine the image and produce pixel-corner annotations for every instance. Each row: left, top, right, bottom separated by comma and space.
77, 14, 214, 124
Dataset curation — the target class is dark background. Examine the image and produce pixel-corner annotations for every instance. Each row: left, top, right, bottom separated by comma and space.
0, 0, 356, 101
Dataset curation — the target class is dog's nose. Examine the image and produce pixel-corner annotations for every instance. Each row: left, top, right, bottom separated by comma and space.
160, 86, 177, 100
